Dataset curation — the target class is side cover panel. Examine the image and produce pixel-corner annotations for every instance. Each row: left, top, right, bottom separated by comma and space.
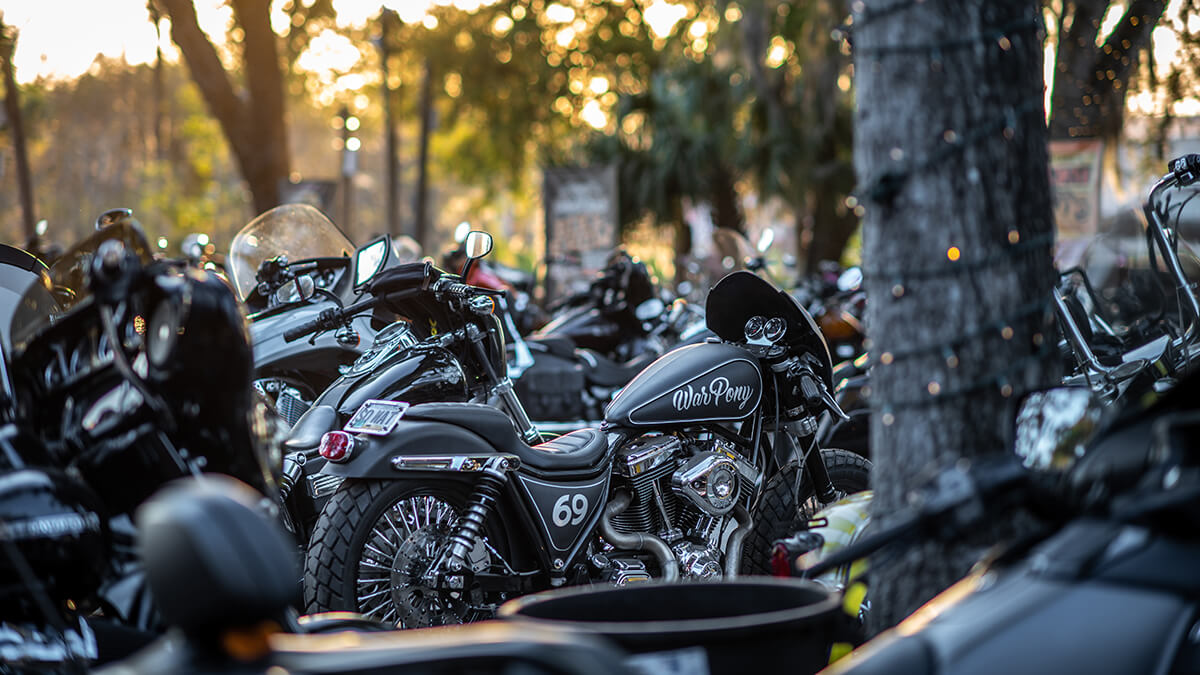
515, 472, 609, 561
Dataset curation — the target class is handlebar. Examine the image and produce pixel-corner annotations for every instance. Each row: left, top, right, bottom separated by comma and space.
281, 277, 504, 342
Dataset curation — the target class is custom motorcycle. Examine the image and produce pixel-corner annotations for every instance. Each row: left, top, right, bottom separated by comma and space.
273, 232, 528, 541
0, 221, 281, 665
299, 269, 871, 627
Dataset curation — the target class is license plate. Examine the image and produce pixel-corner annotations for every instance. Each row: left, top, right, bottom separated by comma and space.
344, 399, 410, 435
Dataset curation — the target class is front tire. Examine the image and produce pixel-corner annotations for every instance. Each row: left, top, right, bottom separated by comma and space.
741, 449, 872, 575
304, 479, 503, 628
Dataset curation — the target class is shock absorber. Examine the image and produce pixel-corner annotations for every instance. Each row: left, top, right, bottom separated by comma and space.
442, 456, 516, 573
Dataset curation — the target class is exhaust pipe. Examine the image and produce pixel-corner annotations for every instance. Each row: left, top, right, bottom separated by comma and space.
723, 505, 753, 578
599, 491, 680, 582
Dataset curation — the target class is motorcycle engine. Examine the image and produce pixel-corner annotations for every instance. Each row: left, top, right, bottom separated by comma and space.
609, 434, 759, 579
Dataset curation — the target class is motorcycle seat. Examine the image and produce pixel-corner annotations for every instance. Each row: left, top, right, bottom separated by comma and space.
403, 403, 608, 471
574, 349, 654, 388
284, 404, 339, 454
526, 335, 576, 359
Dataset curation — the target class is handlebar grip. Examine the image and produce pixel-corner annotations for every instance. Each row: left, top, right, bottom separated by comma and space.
284, 316, 326, 342
1169, 154, 1200, 185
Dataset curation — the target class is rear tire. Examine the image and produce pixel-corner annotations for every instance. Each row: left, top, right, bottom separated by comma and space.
741, 449, 871, 575
304, 478, 506, 627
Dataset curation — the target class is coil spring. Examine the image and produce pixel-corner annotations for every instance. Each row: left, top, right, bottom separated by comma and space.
445, 471, 505, 571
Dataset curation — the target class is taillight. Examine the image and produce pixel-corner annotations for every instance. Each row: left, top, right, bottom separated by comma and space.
319, 431, 355, 463
770, 543, 791, 577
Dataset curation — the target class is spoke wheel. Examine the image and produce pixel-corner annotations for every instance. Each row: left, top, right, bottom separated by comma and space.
306, 480, 501, 629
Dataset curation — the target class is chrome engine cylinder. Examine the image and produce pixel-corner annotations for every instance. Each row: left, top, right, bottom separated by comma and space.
671, 452, 740, 515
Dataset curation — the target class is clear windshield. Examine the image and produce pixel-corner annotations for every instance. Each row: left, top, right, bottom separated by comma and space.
227, 204, 354, 300
9, 223, 152, 355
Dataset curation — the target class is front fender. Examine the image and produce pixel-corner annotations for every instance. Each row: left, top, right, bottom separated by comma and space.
322, 419, 500, 480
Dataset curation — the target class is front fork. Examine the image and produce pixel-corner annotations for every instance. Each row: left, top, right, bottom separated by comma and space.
786, 422, 839, 504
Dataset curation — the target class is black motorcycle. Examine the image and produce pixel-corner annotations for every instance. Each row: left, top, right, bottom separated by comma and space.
228, 204, 416, 426
298, 269, 871, 627
0, 221, 279, 662
808, 364, 1200, 674
273, 232, 532, 542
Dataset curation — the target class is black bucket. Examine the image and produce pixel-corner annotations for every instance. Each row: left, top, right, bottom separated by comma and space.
497, 579, 844, 675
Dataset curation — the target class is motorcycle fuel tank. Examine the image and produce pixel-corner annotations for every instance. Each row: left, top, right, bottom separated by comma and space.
318, 345, 470, 417
604, 342, 762, 427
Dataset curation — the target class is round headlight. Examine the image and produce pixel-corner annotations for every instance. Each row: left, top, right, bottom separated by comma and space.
763, 317, 787, 343
744, 316, 766, 342
147, 301, 181, 368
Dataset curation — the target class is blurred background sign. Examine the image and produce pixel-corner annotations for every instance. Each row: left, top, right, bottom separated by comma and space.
543, 164, 618, 300
279, 179, 338, 215
1050, 139, 1103, 239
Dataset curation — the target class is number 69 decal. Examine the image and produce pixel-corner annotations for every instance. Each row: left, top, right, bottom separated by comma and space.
552, 493, 589, 527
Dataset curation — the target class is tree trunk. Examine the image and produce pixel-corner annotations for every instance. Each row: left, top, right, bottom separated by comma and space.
1048, 0, 1165, 140
156, 0, 289, 215
855, 0, 1058, 633
709, 164, 744, 234
0, 22, 35, 242
413, 58, 434, 252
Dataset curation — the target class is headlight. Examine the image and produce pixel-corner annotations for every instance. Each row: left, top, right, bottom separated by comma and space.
147, 300, 181, 368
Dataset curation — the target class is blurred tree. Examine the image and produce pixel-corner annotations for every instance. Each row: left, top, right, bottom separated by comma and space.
1047, 0, 1165, 140
855, 0, 1058, 632
736, 0, 857, 271
154, 0, 301, 214
0, 17, 35, 242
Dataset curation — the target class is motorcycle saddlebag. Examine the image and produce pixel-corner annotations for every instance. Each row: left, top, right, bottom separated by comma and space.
513, 348, 586, 422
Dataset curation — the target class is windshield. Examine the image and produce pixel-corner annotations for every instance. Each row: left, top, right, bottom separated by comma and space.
706, 270, 832, 387
9, 223, 152, 356
227, 204, 354, 300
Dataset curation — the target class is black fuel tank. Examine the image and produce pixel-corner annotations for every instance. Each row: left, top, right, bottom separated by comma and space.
604, 342, 761, 427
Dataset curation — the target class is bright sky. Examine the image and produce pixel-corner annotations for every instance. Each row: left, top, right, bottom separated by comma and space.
5, 0, 1196, 118
4, 0, 455, 85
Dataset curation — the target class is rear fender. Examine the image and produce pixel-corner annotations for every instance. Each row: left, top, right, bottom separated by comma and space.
321, 419, 502, 480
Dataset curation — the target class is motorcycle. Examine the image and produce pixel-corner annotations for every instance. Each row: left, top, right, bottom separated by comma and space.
227, 204, 417, 426
272, 233, 528, 542
0, 220, 280, 662
299, 269, 871, 627
809, 365, 1200, 674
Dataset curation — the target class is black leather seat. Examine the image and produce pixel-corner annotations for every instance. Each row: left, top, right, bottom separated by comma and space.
526, 335, 576, 359
403, 403, 609, 471
574, 349, 654, 388
284, 405, 339, 454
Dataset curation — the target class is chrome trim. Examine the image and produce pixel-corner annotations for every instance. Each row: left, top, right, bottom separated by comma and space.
390, 454, 520, 473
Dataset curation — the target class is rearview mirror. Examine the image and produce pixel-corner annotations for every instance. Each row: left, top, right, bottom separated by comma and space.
275, 276, 315, 305
1013, 387, 1102, 473
464, 231, 493, 260
837, 267, 863, 292
355, 238, 389, 286
635, 298, 665, 321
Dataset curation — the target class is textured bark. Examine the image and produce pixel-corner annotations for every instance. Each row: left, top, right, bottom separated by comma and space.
155, 0, 289, 214
855, 0, 1058, 632
1048, 0, 1165, 140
